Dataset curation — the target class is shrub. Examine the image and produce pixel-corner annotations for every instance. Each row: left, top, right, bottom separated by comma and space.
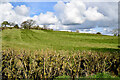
76, 30, 79, 33
96, 32, 101, 34
14, 24, 19, 29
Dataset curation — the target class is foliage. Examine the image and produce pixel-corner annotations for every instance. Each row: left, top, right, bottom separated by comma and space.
2, 49, 120, 79
1, 21, 19, 29
87, 72, 114, 78
54, 75, 71, 80
96, 32, 101, 35
55, 75, 71, 78
14, 24, 19, 29
55, 72, 120, 79
1, 21, 10, 27
21, 19, 35, 29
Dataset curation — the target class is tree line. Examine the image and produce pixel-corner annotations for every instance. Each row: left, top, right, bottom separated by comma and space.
0, 19, 119, 36
1, 21, 19, 29
0, 19, 51, 30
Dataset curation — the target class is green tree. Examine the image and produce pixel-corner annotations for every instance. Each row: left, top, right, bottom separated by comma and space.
96, 32, 101, 35
21, 19, 35, 29
14, 24, 19, 29
1, 21, 10, 27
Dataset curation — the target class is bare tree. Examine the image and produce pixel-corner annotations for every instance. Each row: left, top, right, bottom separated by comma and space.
9, 22, 15, 27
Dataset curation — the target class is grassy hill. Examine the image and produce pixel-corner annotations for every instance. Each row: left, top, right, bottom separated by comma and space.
2, 29, 119, 53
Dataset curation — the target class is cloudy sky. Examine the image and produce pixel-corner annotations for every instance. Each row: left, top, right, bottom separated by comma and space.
0, 0, 118, 35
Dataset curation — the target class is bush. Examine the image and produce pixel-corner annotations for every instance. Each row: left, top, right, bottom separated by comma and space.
0, 27, 5, 30
96, 32, 101, 34
7, 27, 13, 29
87, 72, 114, 78
14, 24, 19, 29
76, 30, 79, 33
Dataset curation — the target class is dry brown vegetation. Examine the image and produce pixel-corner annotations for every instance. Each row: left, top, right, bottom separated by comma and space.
2, 49, 120, 79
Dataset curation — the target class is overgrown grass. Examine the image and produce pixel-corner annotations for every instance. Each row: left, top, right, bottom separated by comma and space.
54, 72, 120, 79
87, 72, 118, 78
2, 29, 119, 53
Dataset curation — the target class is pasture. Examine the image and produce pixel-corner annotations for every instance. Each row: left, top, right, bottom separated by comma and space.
2, 29, 119, 53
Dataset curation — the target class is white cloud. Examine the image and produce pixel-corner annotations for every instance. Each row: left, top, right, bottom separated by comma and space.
54, 0, 86, 24
0, 2, 58, 26
78, 26, 113, 35
53, 1, 117, 34
0, 3, 14, 24
33, 12, 58, 25
84, 7, 105, 21
0, 1, 117, 35
0, 3, 31, 25
14, 5, 30, 16
54, 0, 105, 24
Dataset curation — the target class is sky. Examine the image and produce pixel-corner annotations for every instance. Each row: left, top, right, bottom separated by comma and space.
0, 0, 118, 35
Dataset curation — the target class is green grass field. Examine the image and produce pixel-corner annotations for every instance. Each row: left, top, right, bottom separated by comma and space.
1, 29, 119, 53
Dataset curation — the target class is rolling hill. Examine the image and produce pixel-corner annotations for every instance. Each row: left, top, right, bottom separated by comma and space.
1, 29, 119, 53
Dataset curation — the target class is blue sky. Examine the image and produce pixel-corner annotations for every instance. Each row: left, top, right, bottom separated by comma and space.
11, 2, 57, 17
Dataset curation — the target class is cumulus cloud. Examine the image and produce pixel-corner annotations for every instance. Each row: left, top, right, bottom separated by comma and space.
0, 3, 31, 25
88, 3, 117, 21
0, 1, 117, 35
0, 3, 58, 26
14, 5, 30, 16
33, 12, 58, 25
54, 0, 105, 24
0, 3, 13, 22
54, 0, 86, 24
53, 0, 117, 35
84, 7, 105, 21
80, 2, 118, 32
